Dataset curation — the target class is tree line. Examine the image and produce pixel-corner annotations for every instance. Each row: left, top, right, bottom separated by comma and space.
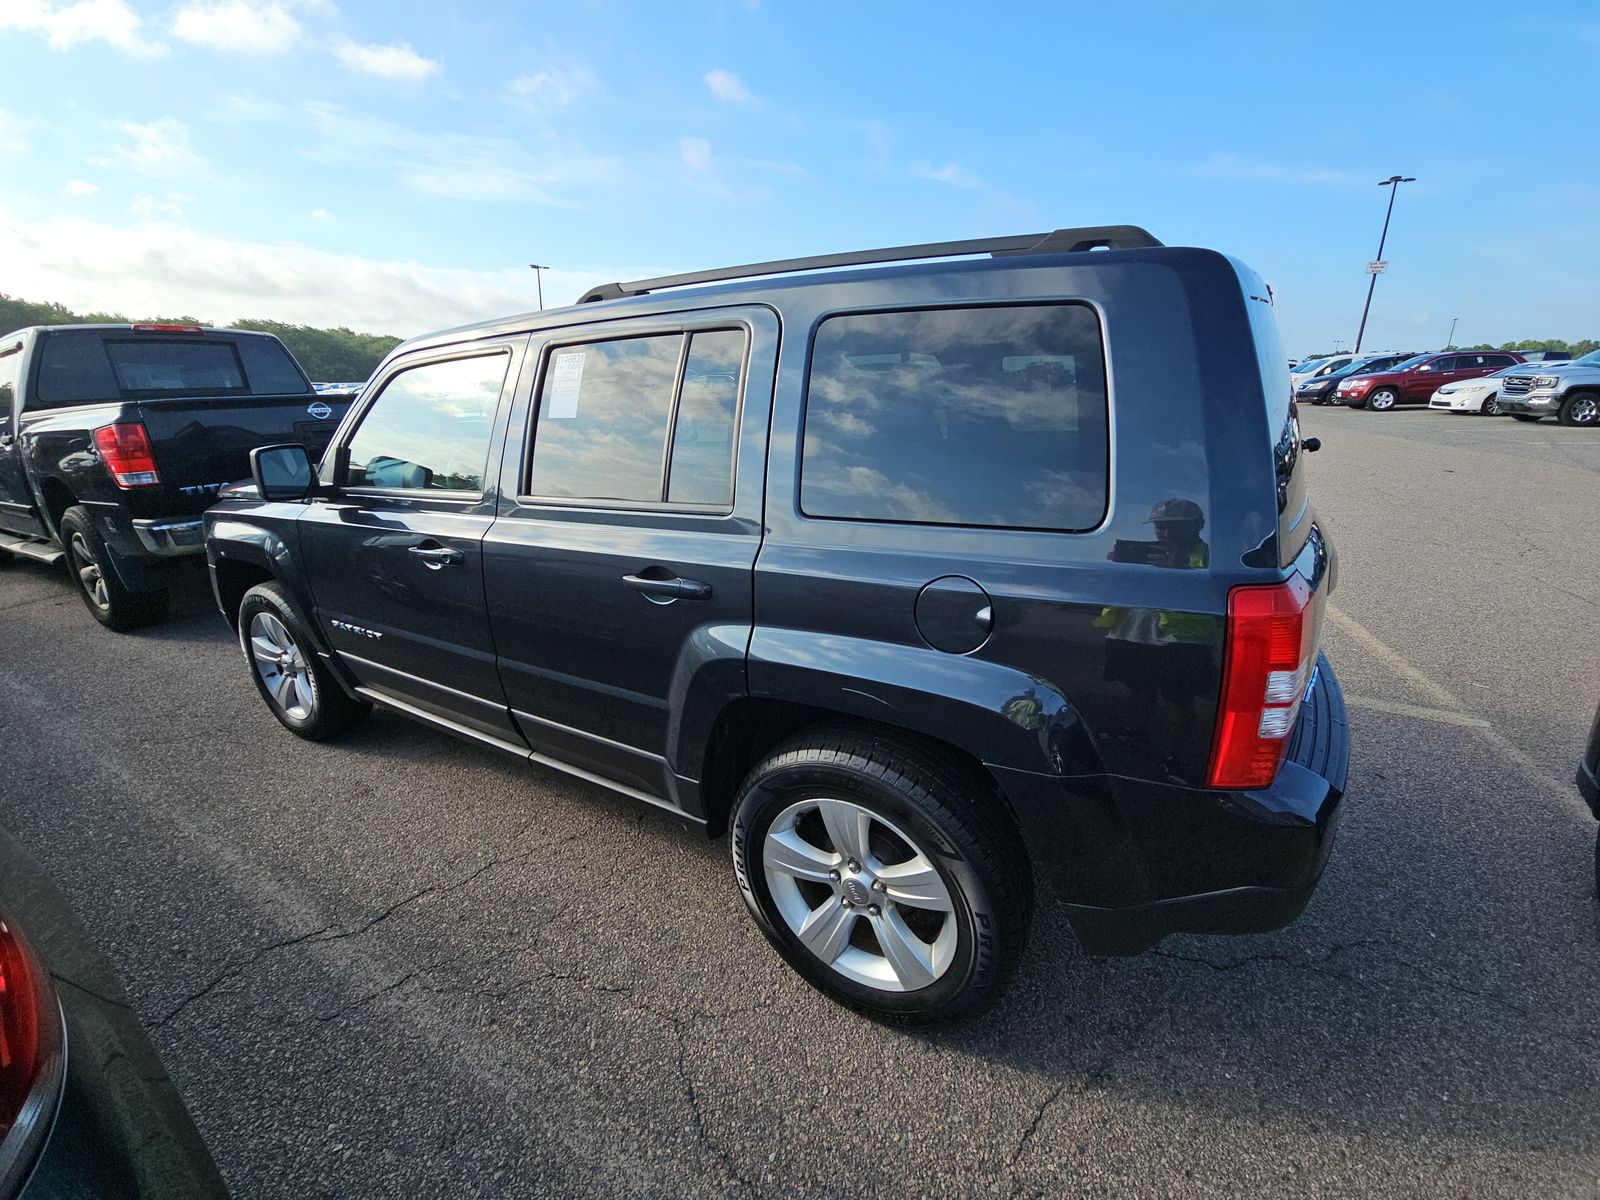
1303, 337, 1598, 361
0, 294, 402, 382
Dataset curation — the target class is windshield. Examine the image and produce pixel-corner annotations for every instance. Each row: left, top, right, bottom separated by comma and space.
1383, 353, 1433, 372
1293, 358, 1330, 373
1567, 349, 1600, 368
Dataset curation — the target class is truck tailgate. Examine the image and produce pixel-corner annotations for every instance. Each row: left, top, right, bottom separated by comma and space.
134, 393, 349, 515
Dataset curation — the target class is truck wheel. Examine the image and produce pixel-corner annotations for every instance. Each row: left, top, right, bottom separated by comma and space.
1512, 414, 1542, 423
731, 725, 1032, 1023
59, 506, 169, 631
1367, 388, 1400, 411
1558, 391, 1598, 427
237, 581, 370, 741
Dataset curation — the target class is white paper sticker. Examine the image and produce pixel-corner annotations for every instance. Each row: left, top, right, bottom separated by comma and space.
547, 352, 586, 418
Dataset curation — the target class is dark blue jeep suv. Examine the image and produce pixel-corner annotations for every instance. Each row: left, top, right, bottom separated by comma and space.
204, 226, 1349, 1022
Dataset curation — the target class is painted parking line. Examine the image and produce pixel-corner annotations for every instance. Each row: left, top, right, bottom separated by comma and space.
1327, 604, 1591, 818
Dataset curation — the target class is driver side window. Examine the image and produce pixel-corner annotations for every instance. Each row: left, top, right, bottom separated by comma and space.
344, 353, 508, 493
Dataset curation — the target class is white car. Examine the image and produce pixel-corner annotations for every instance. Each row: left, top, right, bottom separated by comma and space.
1289, 354, 1357, 390
1427, 364, 1525, 415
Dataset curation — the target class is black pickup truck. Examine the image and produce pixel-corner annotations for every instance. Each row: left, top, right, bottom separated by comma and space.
0, 323, 351, 630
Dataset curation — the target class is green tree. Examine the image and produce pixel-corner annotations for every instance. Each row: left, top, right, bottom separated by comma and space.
0, 293, 400, 381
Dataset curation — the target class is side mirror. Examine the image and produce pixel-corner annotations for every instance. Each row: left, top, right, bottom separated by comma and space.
250, 443, 316, 501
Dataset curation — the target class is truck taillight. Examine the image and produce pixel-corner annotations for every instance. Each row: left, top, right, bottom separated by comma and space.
1207, 575, 1318, 790
93, 422, 162, 488
0, 910, 64, 1191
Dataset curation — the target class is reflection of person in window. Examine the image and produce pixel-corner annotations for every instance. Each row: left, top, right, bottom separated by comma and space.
1097, 499, 1217, 771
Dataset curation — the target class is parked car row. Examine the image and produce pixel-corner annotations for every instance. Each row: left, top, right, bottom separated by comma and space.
2, 227, 1351, 1024
1289, 347, 1598, 426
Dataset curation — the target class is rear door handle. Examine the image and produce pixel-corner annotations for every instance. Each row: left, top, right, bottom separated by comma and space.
408, 545, 464, 568
622, 573, 713, 601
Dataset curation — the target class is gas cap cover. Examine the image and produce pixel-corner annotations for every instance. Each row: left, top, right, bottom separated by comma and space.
914, 576, 994, 655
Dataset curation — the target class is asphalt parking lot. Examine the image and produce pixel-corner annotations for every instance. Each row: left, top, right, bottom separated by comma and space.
1, 406, 1596, 1199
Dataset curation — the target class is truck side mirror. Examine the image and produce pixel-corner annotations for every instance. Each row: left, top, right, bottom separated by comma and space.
250, 443, 315, 501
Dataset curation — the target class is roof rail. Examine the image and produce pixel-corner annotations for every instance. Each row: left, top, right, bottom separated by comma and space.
576, 225, 1162, 304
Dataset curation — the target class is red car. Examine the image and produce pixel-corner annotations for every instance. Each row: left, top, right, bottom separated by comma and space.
1335, 350, 1525, 411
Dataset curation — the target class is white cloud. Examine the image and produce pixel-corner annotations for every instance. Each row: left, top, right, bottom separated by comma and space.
0, 0, 164, 56
309, 207, 332, 221
503, 65, 601, 111
171, 0, 312, 54
212, 91, 288, 122
0, 110, 29, 153
332, 37, 440, 82
0, 205, 657, 335
704, 68, 750, 103
303, 102, 621, 205
680, 136, 712, 172
908, 160, 981, 188
131, 192, 192, 220
63, 179, 100, 196
96, 118, 203, 174
1188, 154, 1345, 185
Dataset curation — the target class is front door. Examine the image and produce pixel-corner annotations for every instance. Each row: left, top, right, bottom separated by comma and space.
482, 309, 777, 807
298, 340, 525, 746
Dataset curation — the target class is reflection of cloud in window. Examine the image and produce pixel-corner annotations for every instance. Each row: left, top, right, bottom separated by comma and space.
347, 354, 506, 491
803, 461, 958, 524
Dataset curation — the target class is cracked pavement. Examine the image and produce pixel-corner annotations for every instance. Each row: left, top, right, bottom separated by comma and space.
1, 407, 1598, 1197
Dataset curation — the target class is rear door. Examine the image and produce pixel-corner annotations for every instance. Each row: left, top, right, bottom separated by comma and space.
482, 308, 777, 805
297, 340, 525, 746
0, 336, 45, 537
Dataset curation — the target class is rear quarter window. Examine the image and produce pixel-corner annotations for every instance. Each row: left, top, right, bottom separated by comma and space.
800, 303, 1109, 531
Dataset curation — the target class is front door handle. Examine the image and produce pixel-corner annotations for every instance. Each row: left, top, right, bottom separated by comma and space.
622, 573, 713, 601
408, 545, 464, 568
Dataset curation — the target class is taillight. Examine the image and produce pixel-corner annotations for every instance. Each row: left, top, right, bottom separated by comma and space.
93, 422, 162, 488
1207, 574, 1318, 790
0, 910, 64, 1192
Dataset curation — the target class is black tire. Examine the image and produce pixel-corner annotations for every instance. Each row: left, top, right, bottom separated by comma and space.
1367, 388, 1400, 412
1512, 414, 1542, 423
1480, 393, 1500, 416
0, 545, 12, 565
58, 506, 169, 631
731, 724, 1033, 1023
1558, 391, 1599, 427
237, 581, 369, 740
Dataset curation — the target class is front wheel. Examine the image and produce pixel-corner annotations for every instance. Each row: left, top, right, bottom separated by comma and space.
1559, 391, 1599, 427
731, 726, 1033, 1023
58, 506, 168, 631
1480, 393, 1500, 416
238, 581, 370, 740
1367, 388, 1400, 412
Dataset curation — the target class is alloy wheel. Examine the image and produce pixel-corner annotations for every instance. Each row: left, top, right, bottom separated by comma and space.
248, 611, 315, 720
69, 532, 109, 611
1482, 394, 1500, 415
1568, 394, 1598, 425
762, 797, 957, 993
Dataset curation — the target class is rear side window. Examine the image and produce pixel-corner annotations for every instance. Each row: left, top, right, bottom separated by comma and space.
344, 353, 508, 493
801, 304, 1109, 530
527, 328, 746, 508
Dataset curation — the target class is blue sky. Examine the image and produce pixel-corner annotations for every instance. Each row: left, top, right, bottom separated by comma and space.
3, 0, 1597, 355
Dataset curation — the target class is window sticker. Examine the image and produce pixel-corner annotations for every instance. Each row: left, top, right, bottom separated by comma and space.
547, 352, 586, 418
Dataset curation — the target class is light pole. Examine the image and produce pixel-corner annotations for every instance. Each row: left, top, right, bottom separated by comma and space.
1446, 317, 1458, 349
528, 263, 548, 311
1353, 174, 1415, 354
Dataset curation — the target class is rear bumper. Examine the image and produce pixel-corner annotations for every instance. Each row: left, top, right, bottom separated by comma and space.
131, 517, 205, 556
995, 653, 1349, 955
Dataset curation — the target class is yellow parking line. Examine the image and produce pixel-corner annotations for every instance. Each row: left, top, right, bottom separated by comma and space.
1343, 694, 1491, 728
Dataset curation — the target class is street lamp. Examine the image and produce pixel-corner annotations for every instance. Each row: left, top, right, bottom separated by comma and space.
529, 263, 548, 311
1446, 317, 1459, 349
1353, 175, 1415, 354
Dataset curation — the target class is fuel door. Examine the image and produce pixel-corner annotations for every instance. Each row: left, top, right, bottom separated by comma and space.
914, 575, 993, 655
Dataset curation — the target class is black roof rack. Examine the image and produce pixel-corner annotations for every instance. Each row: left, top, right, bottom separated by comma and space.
576, 225, 1161, 304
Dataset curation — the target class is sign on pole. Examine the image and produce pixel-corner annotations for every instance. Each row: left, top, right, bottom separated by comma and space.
1366, 260, 1388, 274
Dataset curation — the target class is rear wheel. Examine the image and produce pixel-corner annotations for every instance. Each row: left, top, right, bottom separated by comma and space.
238, 581, 370, 740
1558, 391, 1598, 427
1367, 388, 1400, 412
731, 725, 1033, 1023
1480, 393, 1500, 416
1512, 414, 1543, 423
58, 506, 168, 631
